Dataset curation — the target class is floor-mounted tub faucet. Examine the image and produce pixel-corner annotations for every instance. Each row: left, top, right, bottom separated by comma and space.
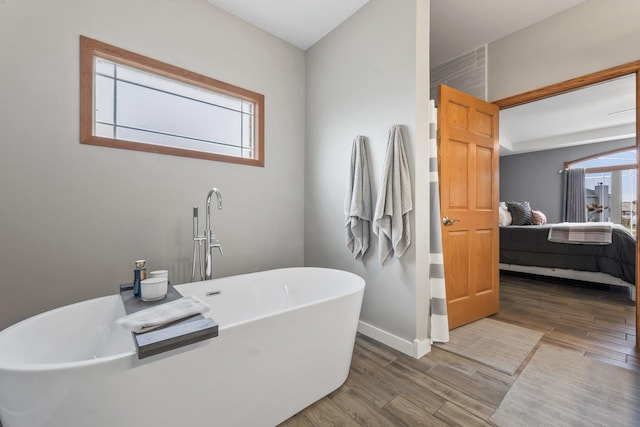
191, 188, 223, 282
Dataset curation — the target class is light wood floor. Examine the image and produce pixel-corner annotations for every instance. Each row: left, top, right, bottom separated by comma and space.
279, 272, 638, 426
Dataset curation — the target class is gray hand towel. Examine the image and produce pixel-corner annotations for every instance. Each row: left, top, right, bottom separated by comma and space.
373, 125, 413, 266
345, 136, 372, 259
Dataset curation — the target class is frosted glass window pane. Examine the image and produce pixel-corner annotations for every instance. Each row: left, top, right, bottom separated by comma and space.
95, 58, 114, 77
83, 41, 262, 166
116, 80, 242, 146
95, 75, 114, 125
117, 127, 241, 157
95, 122, 114, 138
242, 114, 254, 150
116, 65, 243, 112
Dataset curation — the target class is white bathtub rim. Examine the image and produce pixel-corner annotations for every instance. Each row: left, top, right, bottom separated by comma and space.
0, 267, 365, 372
0, 295, 137, 373
178, 267, 365, 331
190, 284, 364, 332
0, 352, 135, 373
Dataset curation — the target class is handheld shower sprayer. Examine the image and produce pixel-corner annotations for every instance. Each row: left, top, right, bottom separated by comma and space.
191, 206, 205, 282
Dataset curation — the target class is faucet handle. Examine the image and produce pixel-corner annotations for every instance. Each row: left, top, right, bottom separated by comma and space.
210, 236, 224, 256
213, 243, 224, 256
212, 242, 223, 256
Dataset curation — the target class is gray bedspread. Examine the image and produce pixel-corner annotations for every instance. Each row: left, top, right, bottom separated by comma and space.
500, 224, 636, 285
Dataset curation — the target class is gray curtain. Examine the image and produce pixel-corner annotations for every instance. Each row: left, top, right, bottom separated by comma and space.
563, 167, 586, 222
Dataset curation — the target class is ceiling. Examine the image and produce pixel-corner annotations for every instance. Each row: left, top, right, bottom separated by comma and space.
205, 0, 634, 156
500, 75, 636, 156
205, 0, 370, 50
206, 0, 589, 58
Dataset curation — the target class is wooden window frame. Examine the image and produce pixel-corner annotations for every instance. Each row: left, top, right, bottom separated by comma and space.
79, 36, 265, 167
565, 145, 636, 173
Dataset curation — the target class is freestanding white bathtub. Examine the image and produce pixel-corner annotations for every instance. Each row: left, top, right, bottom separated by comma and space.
0, 267, 365, 427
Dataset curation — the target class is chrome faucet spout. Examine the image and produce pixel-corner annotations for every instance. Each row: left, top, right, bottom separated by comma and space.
206, 188, 223, 212
205, 188, 223, 280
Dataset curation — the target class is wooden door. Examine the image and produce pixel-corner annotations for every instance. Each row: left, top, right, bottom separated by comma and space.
437, 85, 500, 329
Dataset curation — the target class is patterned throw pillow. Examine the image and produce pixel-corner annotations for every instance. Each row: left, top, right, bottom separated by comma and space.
532, 210, 547, 225
506, 201, 533, 225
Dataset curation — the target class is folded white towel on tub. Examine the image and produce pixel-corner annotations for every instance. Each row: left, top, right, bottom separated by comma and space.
345, 135, 372, 259
116, 296, 210, 333
373, 125, 413, 266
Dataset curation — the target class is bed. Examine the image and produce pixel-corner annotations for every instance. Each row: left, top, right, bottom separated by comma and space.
499, 223, 636, 300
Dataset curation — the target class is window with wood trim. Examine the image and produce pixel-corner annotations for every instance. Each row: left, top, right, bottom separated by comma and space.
80, 36, 265, 166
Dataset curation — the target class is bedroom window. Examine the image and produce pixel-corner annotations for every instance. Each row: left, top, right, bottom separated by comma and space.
568, 147, 637, 235
79, 36, 265, 166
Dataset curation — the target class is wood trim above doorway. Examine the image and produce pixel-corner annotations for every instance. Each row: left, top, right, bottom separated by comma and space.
491, 60, 640, 350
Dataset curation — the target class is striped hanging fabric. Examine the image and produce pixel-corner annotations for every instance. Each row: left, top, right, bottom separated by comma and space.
428, 100, 449, 343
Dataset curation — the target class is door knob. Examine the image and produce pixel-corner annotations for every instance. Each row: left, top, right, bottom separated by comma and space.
442, 216, 460, 226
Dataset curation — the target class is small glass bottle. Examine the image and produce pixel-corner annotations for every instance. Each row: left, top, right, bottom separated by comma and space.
133, 260, 146, 298
133, 269, 141, 298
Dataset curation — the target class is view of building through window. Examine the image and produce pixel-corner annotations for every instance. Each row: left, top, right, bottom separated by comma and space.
572, 148, 636, 236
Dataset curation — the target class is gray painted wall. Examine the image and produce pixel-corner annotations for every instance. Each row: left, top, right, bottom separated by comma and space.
305, 0, 430, 348
489, 0, 640, 101
490, 0, 640, 223
0, 0, 306, 330
500, 139, 633, 223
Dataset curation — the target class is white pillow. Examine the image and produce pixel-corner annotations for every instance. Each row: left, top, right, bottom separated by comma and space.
499, 206, 512, 226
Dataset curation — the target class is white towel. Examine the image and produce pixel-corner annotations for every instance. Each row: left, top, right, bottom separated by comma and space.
373, 125, 413, 266
345, 136, 372, 259
116, 296, 210, 333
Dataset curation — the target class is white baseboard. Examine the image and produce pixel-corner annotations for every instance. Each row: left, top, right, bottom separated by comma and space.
357, 321, 431, 359
413, 338, 431, 359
